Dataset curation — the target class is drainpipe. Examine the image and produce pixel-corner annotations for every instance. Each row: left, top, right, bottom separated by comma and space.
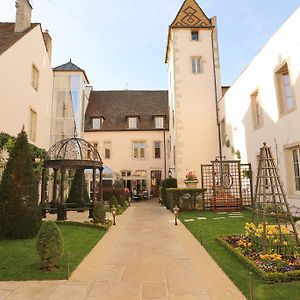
211, 18, 223, 184
163, 127, 167, 179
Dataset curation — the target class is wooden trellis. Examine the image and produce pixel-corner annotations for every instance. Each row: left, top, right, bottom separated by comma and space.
252, 143, 300, 253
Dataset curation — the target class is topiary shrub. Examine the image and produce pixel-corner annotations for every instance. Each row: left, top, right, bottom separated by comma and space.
93, 201, 106, 224
36, 221, 63, 271
0, 129, 41, 239
66, 169, 89, 208
109, 195, 118, 209
118, 195, 126, 207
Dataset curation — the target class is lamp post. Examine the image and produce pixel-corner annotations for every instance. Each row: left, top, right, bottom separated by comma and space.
173, 205, 180, 225
111, 205, 117, 225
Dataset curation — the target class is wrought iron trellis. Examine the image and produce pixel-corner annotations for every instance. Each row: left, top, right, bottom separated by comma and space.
201, 160, 253, 208
252, 143, 300, 253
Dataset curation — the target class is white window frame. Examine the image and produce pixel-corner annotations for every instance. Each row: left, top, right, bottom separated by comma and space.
154, 141, 161, 159
191, 31, 199, 41
191, 57, 202, 74
155, 116, 164, 129
133, 141, 146, 159
92, 117, 103, 130
276, 63, 296, 115
104, 140, 112, 159
128, 117, 138, 129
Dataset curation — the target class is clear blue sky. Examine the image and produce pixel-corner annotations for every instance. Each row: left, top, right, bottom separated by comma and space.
1, 0, 300, 90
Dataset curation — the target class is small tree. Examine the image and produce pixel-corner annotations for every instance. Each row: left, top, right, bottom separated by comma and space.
109, 195, 118, 209
36, 221, 63, 271
0, 129, 41, 238
93, 201, 106, 224
160, 178, 178, 209
118, 195, 126, 207
66, 169, 89, 208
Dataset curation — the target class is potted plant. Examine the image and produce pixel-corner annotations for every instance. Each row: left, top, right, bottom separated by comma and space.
184, 171, 198, 188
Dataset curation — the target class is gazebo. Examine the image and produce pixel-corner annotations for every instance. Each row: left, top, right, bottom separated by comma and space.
40, 137, 103, 220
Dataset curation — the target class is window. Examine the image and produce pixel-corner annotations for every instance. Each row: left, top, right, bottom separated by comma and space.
220, 119, 226, 145
276, 64, 295, 114
292, 148, 300, 192
154, 142, 161, 159
251, 90, 263, 129
92, 117, 103, 130
29, 109, 37, 142
121, 170, 131, 177
133, 141, 145, 159
104, 141, 111, 159
155, 116, 164, 129
128, 117, 138, 129
192, 57, 202, 74
191, 31, 199, 41
31, 65, 39, 90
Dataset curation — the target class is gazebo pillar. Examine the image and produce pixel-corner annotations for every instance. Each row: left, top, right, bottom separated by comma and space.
52, 168, 58, 203
40, 168, 47, 218
57, 168, 66, 221
99, 167, 104, 201
88, 167, 97, 219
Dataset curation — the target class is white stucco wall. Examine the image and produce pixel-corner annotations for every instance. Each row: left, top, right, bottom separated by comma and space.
220, 7, 300, 205
0, 25, 53, 149
84, 130, 169, 191
167, 27, 219, 186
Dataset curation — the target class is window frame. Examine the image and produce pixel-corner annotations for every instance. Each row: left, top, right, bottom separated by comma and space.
191, 31, 199, 41
103, 140, 112, 159
154, 116, 165, 129
128, 116, 139, 129
91, 117, 103, 130
251, 89, 263, 129
132, 141, 146, 159
29, 108, 37, 142
191, 57, 202, 74
154, 141, 161, 159
31, 64, 39, 91
275, 62, 296, 116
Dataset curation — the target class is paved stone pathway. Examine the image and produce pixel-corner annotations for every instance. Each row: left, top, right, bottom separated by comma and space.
0, 199, 245, 300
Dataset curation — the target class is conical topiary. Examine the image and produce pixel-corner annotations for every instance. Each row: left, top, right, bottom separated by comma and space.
36, 221, 64, 271
93, 201, 106, 224
0, 129, 41, 238
66, 169, 89, 208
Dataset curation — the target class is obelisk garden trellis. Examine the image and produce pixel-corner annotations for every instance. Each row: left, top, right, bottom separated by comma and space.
252, 143, 300, 253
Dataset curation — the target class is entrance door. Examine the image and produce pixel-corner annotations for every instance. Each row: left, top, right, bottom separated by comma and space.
151, 170, 162, 197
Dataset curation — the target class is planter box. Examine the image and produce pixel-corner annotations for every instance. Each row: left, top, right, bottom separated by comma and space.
184, 180, 198, 189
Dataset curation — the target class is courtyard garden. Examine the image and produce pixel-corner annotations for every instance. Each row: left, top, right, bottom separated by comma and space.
179, 210, 300, 300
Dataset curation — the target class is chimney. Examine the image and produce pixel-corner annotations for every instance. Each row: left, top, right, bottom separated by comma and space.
14, 0, 32, 33
43, 30, 52, 62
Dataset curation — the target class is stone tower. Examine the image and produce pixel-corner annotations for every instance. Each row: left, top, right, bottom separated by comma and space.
166, 0, 221, 186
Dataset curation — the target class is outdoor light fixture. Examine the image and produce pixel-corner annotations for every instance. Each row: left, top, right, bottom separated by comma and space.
173, 205, 180, 225
111, 205, 117, 225
168, 169, 172, 178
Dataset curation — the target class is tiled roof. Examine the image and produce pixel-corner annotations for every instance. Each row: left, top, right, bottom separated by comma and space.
53, 60, 90, 84
53, 60, 84, 71
0, 22, 39, 56
85, 90, 169, 131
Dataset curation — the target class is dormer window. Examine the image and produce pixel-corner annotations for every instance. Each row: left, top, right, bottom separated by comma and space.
92, 117, 104, 130
191, 31, 199, 41
154, 116, 164, 129
128, 116, 139, 129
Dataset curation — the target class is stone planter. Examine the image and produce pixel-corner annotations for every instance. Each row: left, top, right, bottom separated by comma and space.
184, 180, 198, 189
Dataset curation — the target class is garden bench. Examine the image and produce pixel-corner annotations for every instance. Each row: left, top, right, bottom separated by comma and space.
211, 193, 242, 211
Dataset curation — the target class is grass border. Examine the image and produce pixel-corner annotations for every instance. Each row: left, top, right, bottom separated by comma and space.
217, 235, 300, 283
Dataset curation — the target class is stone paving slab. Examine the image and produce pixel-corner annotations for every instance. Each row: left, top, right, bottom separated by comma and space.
0, 199, 246, 299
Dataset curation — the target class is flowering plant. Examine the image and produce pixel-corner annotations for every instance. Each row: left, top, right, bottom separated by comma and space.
185, 171, 198, 181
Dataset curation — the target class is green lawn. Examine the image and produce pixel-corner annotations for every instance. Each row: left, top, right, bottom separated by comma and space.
179, 210, 300, 300
0, 223, 106, 281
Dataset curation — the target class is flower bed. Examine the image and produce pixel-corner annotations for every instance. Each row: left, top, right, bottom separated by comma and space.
218, 235, 300, 282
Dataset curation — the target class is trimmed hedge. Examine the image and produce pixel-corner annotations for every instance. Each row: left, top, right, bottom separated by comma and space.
100, 188, 130, 203
55, 220, 112, 231
166, 188, 206, 211
160, 178, 178, 208
217, 235, 300, 283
